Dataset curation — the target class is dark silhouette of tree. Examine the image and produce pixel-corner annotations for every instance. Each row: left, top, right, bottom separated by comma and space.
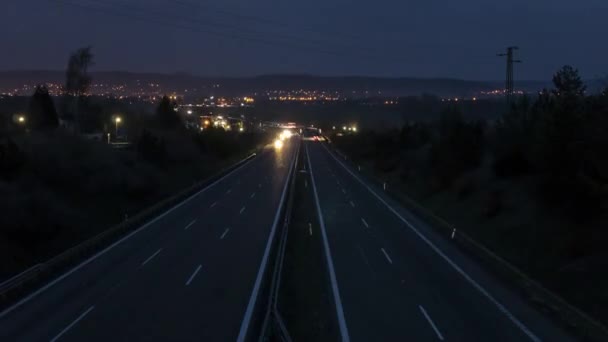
137, 129, 167, 164
156, 96, 181, 128
400, 122, 430, 150
65, 47, 94, 97
64, 47, 95, 132
0, 138, 25, 180
28, 85, 59, 129
492, 96, 536, 178
429, 107, 485, 187
552, 65, 586, 98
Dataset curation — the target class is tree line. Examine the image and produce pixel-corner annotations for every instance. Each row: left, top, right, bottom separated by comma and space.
334, 65, 608, 217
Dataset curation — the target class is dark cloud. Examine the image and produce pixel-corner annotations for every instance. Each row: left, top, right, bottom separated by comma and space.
1, 0, 606, 79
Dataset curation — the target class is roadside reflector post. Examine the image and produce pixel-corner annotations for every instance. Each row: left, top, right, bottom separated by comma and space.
358, 165, 361, 171
451, 228, 456, 239
383, 182, 386, 191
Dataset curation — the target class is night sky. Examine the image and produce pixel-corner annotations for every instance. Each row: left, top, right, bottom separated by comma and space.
1, 0, 606, 80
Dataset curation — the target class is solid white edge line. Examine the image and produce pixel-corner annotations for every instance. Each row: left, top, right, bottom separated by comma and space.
306, 143, 350, 342
236, 141, 299, 342
0, 154, 257, 319
185, 265, 202, 286
321, 143, 541, 342
380, 248, 393, 264
419, 305, 444, 341
184, 219, 197, 230
49, 305, 95, 342
141, 248, 163, 266
220, 228, 230, 240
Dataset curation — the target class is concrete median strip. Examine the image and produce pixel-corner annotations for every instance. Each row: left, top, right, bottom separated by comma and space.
237, 140, 300, 342
305, 143, 350, 342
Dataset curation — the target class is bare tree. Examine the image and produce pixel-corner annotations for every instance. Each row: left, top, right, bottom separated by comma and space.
64, 47, 95, 132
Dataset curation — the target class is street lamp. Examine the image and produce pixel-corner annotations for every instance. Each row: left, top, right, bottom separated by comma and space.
115, 116, 122, 137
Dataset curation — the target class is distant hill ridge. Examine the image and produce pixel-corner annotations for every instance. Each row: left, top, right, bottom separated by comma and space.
0, 70, 585, 96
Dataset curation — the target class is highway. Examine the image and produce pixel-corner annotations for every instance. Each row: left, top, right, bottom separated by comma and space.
0, 140, 298, 342
304, 139, 574, 342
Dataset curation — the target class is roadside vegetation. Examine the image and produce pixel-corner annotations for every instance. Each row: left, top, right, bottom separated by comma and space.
0, 48, 268, 280
331, 65, 608, 326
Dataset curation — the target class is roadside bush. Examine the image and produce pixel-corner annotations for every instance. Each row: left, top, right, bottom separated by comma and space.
429, 107, 485, 187
492, 148, 531, 179
137, 129, 167, 165
0, 138, 26, 180
0, 184, 78, 244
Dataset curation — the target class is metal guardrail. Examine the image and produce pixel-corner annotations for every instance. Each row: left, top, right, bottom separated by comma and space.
258, 142, 299, 342
323, 139, 608, 342
0, 264, 43, 293
0, 152, 258, 311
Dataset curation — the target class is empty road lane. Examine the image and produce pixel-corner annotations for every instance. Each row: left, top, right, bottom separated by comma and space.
0, 140, 298, 342
305, 140, 573, 342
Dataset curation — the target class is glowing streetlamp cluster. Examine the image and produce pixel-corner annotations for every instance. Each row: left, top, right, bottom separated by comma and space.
334, 125, 357, 132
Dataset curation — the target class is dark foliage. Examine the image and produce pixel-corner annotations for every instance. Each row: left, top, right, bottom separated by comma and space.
429, 107, 485, 187
0, 138, 26, 180
28, 85, 59, 129
400, 122, 431, 150
156, 96, 181, 128
136, 129, 167, 165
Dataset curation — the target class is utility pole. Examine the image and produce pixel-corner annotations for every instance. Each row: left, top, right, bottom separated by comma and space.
497, 46, 522, 105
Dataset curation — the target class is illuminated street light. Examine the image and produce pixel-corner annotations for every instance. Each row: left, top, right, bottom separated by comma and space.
115, 116, 122, 136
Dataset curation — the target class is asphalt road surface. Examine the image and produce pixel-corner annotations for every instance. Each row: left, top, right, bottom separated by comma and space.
0, 140, 298, 342
304, 139, 574, 342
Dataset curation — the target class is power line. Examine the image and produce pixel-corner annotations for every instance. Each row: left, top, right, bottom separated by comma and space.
90, 0, 365, 50
164, 0, 370, 43
57, 0, 391, 61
